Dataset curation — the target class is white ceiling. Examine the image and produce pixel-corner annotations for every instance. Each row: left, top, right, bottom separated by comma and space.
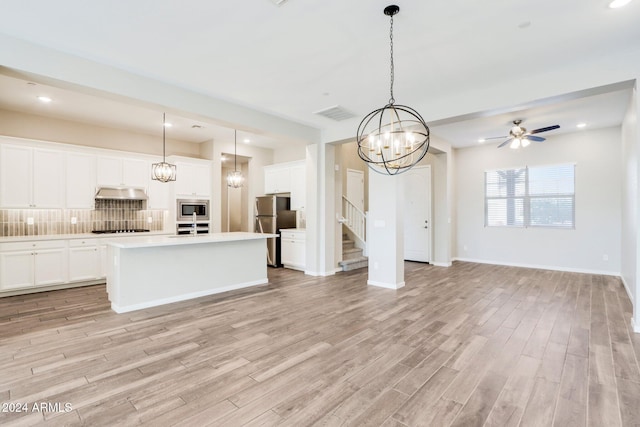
0, 0, 638, 149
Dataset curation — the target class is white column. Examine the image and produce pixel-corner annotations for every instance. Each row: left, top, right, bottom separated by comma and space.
367, 170, 404, 289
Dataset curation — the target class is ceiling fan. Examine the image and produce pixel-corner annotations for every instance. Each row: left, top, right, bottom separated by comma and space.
487, 119, 560, 149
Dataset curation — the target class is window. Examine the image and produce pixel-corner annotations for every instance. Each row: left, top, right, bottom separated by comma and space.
485, 164, 575, 228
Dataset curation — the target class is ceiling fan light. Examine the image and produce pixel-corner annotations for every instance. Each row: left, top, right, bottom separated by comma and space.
521, 138, 531, 147
510, 138, 521, 149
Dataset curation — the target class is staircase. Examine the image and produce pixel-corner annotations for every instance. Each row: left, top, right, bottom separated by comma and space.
339, 237, 368, 272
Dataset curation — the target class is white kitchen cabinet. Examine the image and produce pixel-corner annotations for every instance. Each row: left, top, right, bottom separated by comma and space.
264, 165, 291, 194
66, 152, 97, 208
68, 239, 101, 282
0, 240, 67, 291
289, 162, 306, 211
97, 156, 148, 188
280, 229, 306, 271
0, 144, 65, 208
174, 160, 211, 198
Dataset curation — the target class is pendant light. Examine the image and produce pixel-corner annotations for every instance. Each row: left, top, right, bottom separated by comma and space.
357, 5, 430, 175
151, 113, 177, 182
226, 130, 244, 188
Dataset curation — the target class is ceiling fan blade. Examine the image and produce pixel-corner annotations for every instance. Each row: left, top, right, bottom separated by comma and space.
525, 135, 545, 142
484, 135, 508, 140
497, 138, 513, 148
529, 125, 560, 134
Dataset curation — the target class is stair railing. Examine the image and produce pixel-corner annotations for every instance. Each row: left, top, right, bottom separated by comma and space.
341, 195, 366, 246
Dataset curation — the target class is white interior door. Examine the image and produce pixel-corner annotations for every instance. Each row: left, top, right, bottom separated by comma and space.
346, 169, 365, 212
403, 165, 432, 263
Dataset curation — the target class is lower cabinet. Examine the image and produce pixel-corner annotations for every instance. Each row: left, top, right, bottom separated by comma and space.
68, 239, 101, 281
0, 241, 67, 291
280, 229, 306, 271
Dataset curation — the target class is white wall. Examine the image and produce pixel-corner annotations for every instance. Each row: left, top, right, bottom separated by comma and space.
455, 126, 621, 275
0, 108, 200, 157
201, 140, 273, 233
273, 143, 307, 164
621, 82, 639, 331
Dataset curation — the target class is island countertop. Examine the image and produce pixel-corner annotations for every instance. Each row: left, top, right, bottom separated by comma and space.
107, 231, 278, 249
106, 231, 277, 313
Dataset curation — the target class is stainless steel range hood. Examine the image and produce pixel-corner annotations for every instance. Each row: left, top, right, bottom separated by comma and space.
95, 187, 148, 201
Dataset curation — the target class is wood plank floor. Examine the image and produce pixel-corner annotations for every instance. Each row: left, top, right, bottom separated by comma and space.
1, 261, 639, 426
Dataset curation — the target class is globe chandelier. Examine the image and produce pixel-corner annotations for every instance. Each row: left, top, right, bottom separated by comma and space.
357, 5, 430, 175
151, 113, 177, 182
226, 129, 244, 188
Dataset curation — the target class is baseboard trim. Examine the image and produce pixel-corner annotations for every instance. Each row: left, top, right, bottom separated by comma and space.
432, 262, 452, 267
111, 279, 268, 313
367, 280, 405, 290
620, 276, 634, 308
452, 257, 620, 277
304, 270, 337, 277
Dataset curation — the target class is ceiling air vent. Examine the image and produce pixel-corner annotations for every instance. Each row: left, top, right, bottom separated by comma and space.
314, 105, 357, 121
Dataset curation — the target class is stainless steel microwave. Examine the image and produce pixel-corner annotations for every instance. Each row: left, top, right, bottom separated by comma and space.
176, 199, 210, 222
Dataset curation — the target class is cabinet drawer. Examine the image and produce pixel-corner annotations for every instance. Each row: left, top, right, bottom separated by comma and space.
280, 231, 305, 240
0, 240, 67, 252
69, 238, 99, 247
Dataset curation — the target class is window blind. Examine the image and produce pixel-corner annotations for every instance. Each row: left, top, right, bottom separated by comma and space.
485, 164, 575, 228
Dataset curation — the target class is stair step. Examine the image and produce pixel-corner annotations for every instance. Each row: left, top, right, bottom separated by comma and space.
343, 247, 363, 260
339, 256, 368, 272
342, 239, 355, 250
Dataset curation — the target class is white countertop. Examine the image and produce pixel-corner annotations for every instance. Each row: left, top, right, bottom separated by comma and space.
0, 230, 172, 243
280, 228, 306, 232
108, 232, 278, 249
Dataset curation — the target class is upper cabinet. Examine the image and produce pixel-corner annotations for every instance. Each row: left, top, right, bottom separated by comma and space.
173, 159, 211, 198
96, 156, 148, 188
0, 144, 65, 208
264, 160, 306, 210
66, 152, 96, 209
264, 163, 292, 195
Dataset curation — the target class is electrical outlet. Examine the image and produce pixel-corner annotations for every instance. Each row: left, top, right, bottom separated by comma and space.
27, 217, 34, 225
603, 254, 609, 262
70, 217, 77, 225
374, 261, 379, 270
463, 245, 468, 251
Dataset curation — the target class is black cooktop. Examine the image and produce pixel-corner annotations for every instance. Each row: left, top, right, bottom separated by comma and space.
91, 229, 150, 234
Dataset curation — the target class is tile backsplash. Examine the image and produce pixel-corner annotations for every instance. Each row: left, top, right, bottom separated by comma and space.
0, 200, 165, 237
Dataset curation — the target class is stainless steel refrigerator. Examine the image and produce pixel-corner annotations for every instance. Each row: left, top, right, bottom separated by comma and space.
255, 195, 297, 267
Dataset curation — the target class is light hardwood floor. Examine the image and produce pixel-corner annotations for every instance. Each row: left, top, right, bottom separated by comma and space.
1, 262, 639, 426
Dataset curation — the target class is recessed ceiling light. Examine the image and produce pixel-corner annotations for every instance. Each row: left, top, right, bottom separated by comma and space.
163, 122, 172, 128
37, 96, 52, 103
243, 139, 251, 144
517, 21, 531, 29
577, 123, 587, 128
478, 138, 486, 143
609, 0, 632, 8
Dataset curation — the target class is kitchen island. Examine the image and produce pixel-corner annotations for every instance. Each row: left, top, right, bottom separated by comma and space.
106, 232, 276, 313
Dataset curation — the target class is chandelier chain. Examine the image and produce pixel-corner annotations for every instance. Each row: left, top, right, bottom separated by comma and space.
389, 14, 395, 105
